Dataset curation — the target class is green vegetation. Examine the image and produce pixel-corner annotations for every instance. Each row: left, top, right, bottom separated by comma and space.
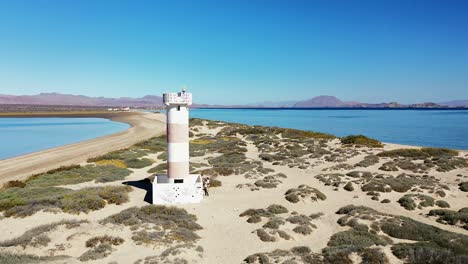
0, 252, 67, 264
79, 235, 124, 262
243, 247, 322, 264
0, 219, 88, 248
0, 186, 132, 217
459, 181, 468, 192
100, 205, 202, 245
361, 173, 446, 195
336, 205, 468, 263
323, 229, 390, 263
1, 180, 26, 189
25, 165, 132, 187
284, 185, 327, 203
147, 163, 167, 174
435, 200, 450, 208
341, 135, 383, 148
428, 208, 468, 229
398, 194, 434, 210
378, 147, 458, 158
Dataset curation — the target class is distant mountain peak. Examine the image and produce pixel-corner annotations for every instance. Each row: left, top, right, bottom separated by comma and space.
293, 95, 346, 107
0, 93, 164, 108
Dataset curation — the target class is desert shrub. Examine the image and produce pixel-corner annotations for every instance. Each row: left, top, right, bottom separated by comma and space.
285, 193, 300, 203
459, 181, 468, 192
341, 135, 383, 148
124, 158, 153, 169
0, 186, 71, 214
398, 194, 434, 210
60, 191, 105, 214
210, 178, 222, 187
247, 215, 262, 223
362, 173, 443, 194
95, 159, 128, 168
79, 243, 113, 261
101, 205, 202, 245
0, 252, 67, 264
380, 216, 468, 255
355, 155, 380, 167
25, 165, 132, 187
256, 229, 276, 242
2, 180, 26, 189
243, 246, 322, 264
284, 185, 327, 203
293, 225, 313, 235
133, 135, 166, 152
391, 242, 468, 264
337, 205, 468, 261
267, 204, 288, 214
435, 200, 450, 208
378, 148, 458, 158
0, 219, 87, 248
428, 209, 468, 226
60, 186, 131, 214
359, 248, 389, 264
286, 215, 311, 225
86, 235, 124, 248
262, 218, 285, 229
343, 182, 354, 191
323, 230, 390, 263
88, 148, 149, 163
381, 199, 391, 203
277, 230, 292, 240
148, 163, 168, 174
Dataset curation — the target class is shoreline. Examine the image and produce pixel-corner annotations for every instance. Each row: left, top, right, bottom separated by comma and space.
0, 111, 166, 184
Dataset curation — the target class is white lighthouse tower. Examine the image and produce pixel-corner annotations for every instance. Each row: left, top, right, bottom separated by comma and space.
152, 88, 203, 204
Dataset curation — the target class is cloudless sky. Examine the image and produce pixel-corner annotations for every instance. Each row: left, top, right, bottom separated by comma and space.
0, 0, 467, 104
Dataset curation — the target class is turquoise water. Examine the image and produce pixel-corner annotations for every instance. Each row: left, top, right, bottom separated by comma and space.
191, 109, 468, 150
0, 118, 129, 160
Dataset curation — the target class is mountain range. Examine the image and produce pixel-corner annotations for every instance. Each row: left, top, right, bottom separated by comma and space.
0, 93, 467, 108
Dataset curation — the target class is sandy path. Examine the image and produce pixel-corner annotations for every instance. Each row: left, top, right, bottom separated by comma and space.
0, 111, 166, 184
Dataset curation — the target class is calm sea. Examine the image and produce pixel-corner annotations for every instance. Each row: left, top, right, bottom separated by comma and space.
0, 118, 129, 160
191, 109, 468, 150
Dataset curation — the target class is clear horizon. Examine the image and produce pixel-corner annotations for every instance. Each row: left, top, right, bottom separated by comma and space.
1, 1, 467, 105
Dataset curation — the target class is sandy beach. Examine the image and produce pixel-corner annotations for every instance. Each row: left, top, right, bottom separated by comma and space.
0, 111, 165, 184
0, 118, 467, 264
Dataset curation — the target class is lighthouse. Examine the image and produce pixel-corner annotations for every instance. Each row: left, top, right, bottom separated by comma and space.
152, 88, 203, 204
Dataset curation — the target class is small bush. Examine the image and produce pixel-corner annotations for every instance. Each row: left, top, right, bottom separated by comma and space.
256, 229, 276, 242
436, 200, 450, 208
341, 135, 383, 148
0, 219, 87, 248
0, 252, 67, 264
459, 182, 468, 192
378, 148, 458, 158
293, 225, 313, 235
124, 158, 153, 169
267, 204, 288, 214
344, 182, 354, 191
2, 181, 26, 189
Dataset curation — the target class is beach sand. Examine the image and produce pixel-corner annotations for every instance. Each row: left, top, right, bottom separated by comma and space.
0, 111, 165, 184
0, 117, 467, 263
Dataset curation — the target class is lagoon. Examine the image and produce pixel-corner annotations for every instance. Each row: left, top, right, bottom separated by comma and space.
191, 109, 468, 150
0, 117, 129, 160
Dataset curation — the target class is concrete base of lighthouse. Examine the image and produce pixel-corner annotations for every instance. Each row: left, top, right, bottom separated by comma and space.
152, 174, 203, 204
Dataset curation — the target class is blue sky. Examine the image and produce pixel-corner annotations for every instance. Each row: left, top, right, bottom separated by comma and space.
0, 0, 467, 105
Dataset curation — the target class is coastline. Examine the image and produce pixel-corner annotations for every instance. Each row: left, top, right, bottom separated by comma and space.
0, 111, 166, 184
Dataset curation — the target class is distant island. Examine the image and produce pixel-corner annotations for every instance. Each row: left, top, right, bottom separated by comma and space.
0, 93, 467, 110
